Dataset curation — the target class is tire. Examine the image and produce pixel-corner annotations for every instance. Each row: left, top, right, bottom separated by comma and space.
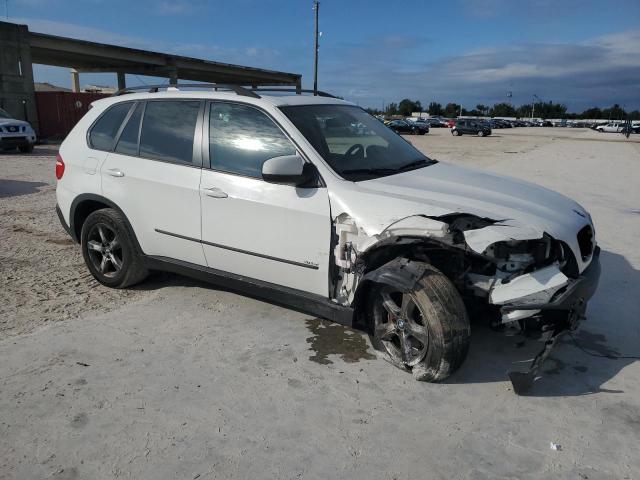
81, 208, 147, 288
452, 130, 460, 136
18, 144, 34, 153
369, 263, 470, 382
477, 130, 485, 137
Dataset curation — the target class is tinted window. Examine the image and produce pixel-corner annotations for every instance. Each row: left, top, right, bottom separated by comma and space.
89, 102, 132, 151
209, 103, 295, 178
139, 101, 200, 165
115, 102, 143, 156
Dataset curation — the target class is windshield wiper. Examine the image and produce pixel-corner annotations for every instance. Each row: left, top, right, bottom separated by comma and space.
340, 167, 399, 175
397, 158, 436, 172
341, 159, 436, 178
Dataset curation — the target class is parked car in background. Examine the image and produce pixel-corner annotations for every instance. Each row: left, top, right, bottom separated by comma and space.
595, 122, 625, 133
452, 119, 492, 137
0, 107, 37, 153
491, 119, 512, 129
424, 118, 445, 128
386, 119, 424, 135
444, 119, 456, 128
410, 119, 430, 134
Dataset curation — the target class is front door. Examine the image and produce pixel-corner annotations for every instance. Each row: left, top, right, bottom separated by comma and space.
200, 101, 331, 296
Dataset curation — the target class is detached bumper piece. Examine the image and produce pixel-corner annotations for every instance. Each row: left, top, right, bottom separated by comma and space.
506, 247, 601, 394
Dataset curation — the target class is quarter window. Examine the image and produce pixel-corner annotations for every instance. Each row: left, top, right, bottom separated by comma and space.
209, 103, 295, 178
115, 102, 143, 156
89, 102, 132, 151
139, 101, 200, 165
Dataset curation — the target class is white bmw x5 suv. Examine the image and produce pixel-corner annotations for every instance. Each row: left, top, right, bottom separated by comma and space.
56, 85, 600, 392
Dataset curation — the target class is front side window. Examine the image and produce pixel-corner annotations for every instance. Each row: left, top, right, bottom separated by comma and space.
209, 103, 295, 178
139, 101, 200, 165
281, 104, 436, 181
89, 102, 132, 151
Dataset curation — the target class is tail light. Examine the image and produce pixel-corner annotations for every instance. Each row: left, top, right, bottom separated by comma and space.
55, 153, 65, 180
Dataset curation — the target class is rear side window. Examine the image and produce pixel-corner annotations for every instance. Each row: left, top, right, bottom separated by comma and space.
115, 103, 143, 156
89, 102, 132, 151
139, 101, 200, 165
209, 103, 295, 178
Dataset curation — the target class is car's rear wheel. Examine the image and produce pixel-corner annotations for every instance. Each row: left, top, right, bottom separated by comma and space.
18, 144, 34, 153
81, 208, 147, 288
369, 263, 470, 382
452, 130, 460, 136
478, 130, 485, 137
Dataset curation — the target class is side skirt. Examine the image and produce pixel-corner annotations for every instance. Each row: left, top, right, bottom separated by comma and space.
143, 255, 354, 327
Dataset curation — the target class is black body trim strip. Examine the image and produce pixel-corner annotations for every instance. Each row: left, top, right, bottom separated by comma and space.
154, 228, 319, 270
144, 255, 353, 326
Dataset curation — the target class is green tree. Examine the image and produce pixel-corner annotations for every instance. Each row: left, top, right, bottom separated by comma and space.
476, 104, 489, 115
533, 101, 567, 119
601, 104, 626, 120
580, 107, 602, 119
428, 102, 444, 116
398, 99, 422, 117
444, 103, 462, 118
385, 102, 398, 116
490, 103, 516, 117
516, 104, 532, 118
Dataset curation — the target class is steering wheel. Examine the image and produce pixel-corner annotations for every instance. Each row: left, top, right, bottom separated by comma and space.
345, 144, 365, 157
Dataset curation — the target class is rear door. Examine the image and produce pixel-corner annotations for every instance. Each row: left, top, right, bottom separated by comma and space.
199, 101, 331, 296
100, 99, 206, 265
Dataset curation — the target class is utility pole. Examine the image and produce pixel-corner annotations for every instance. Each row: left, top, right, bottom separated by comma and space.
313, 1, 319, 95
531, 94, 539, 120
5, 0, 9, 19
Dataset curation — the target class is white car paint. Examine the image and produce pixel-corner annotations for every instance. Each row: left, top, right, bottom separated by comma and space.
0, 115, 37, 146
56, 89, 597, 324
596, 122, 624, 133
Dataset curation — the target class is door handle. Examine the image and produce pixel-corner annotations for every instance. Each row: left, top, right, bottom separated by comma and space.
107, 168, 125, 177
203, 187, 228, 199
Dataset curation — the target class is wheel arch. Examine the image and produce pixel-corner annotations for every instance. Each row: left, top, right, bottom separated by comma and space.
70, 194, 143, 253
350, 238, 462, 329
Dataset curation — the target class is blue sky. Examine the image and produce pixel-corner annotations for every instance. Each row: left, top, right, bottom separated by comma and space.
6, 0, 640, 111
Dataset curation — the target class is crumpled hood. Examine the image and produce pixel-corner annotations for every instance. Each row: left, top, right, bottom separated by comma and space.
0, 118, 32, 128
329, 161, 593, 271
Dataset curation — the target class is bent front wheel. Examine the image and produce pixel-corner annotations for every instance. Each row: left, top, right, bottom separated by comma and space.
370, 263, 470, 381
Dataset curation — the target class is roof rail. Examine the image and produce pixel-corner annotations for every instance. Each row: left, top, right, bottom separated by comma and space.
112, 84, 341, 100
254, 88, 339, 98
113, 83, 260, 98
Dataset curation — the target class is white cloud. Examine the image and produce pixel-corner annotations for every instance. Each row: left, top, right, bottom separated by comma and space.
156, 1, 193, 15
321, 29, 640, 110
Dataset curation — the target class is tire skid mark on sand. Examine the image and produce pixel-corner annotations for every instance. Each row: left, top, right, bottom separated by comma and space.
1, 152, 150, 338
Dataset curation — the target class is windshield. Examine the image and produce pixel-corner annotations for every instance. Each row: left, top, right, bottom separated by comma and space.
280, 104, 436, 181
0, 108, 12, 119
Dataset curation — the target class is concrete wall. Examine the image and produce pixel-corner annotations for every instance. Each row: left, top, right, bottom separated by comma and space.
0, 22, 39, 134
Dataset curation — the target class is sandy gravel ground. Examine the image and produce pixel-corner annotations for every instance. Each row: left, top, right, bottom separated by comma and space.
0, 147, 145, 337
1, 128, 639, 479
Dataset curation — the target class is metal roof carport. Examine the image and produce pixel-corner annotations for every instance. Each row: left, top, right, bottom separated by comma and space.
0, 20, 302, 135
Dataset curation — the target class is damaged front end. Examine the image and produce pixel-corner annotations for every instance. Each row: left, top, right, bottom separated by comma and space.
330, 211, 600, 393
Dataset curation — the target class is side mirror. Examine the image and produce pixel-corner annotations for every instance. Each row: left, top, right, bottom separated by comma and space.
262, 155, 316, 187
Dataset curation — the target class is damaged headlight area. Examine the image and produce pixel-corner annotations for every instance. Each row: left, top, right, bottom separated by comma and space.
330, 211, 600, 394
463, 234, 585, 322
